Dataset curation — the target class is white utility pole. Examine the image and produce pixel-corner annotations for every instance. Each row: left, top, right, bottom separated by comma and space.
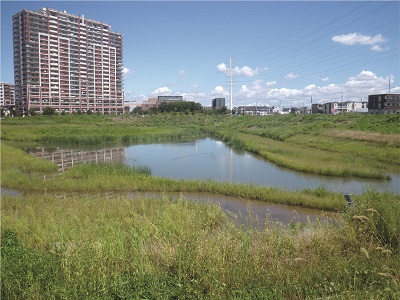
229, 58, 233, 112
340, 92, 343, 113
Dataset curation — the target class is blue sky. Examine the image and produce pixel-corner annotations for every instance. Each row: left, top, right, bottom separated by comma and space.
1, 1, 399, 108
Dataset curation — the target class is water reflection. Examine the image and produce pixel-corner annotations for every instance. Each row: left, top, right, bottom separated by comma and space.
162, 192, 336, 228
27, 147, 125, 172
25, 138, 399, 194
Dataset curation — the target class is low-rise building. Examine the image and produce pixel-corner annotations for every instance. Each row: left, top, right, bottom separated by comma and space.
158, 96, 183, 102
140, 98, 158, 111
368, 94, 400, 114
290, 106, 310, 114
236, 105, 272, 115
311, 103, 324, 114
322, 101, 367, 114
140, 96, 187, 111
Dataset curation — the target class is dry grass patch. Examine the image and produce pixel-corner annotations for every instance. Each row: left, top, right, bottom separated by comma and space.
326, 129, 400, 147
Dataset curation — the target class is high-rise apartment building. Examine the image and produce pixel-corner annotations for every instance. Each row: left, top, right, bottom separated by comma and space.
13, 8, 124, 115
212, 98, 225, 109
0, 82, 15, 108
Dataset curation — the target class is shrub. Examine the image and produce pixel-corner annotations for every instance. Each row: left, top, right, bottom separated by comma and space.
43, 107, 56, 116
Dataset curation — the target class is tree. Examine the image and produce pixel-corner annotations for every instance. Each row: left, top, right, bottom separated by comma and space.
217, 106, 228, 115
28, 108, 36, 116
43, 106, 56, 116
132, 106, 143, 115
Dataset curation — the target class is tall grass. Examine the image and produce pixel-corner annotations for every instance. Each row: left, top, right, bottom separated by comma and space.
207, 129, 392, 180
2, 193, 399, 299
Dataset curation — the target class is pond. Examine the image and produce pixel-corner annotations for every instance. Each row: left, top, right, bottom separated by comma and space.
27, 138, 399, 195
124, 138, 399, 195
21, 137, 398, 226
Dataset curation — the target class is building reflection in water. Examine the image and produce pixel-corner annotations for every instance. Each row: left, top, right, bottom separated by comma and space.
30, 147, 126, 172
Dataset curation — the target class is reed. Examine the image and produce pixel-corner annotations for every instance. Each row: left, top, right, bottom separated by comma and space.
2, 193, 399, 299
208, 130, 392, 180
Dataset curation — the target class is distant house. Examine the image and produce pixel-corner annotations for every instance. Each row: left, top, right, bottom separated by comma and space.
347, 101, 368, 113
321, 101, 367, 114
140, 98, 158, 111
291, 107, 310, 114
236, 105, 272, 115
368, 94, 400, 114
311, 104, 324, 114
140, 96, 191, 112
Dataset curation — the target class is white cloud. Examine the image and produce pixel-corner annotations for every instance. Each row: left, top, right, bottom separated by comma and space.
284, 73, 298, 80
211, 85, 228, 97
226, 70, 397, 108
370, 45, 384, 52
216, 63, 227, 73
268, 87, 302, 98
234, 66, 262, 77
266, 81, 276, 87
123, 67, 132, 77
321, 77, 329, 82
344, 70, 381, 89
216, 63, 265, 77
178, 70, 186, 76
331, 33, 387, 49
214, 86, 224, 93
236, 80, 267, 99
151, 87, 171, 95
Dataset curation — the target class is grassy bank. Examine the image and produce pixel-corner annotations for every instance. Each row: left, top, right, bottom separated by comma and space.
206, 129, 392, 180
202, 114, 400, 179
2, 192, 399, 299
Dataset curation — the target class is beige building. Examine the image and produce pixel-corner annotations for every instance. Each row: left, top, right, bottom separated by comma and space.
0, 82, 15, 108
13, 8, 124, 115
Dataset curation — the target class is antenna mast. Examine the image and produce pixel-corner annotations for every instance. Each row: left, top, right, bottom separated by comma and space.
229, 58, 233, 112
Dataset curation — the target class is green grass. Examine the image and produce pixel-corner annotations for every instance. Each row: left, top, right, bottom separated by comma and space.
2, 192, 399, 299
1, 113, 400, 298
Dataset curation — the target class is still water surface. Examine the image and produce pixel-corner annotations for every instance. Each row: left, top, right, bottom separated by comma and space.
125, 138, 399, 195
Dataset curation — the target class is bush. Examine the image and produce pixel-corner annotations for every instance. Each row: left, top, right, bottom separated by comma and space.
43, 107, 56, 116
